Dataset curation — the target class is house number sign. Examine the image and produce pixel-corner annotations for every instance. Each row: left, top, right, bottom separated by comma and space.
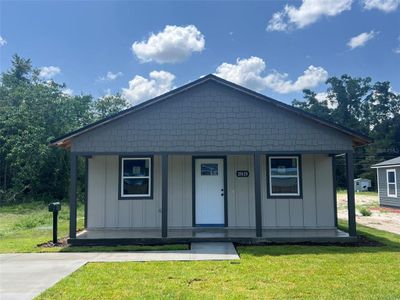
236, 170, 249, 177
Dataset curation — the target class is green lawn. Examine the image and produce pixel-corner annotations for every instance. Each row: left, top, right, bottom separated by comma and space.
38, 223, 400, 300
0, 202, 187, 253
337, 189, 378, 197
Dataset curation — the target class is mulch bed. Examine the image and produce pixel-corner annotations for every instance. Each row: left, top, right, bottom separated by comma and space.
37, 237, 68, 248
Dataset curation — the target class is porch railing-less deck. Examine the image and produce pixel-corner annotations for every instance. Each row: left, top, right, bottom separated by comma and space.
70, 228, 353, 245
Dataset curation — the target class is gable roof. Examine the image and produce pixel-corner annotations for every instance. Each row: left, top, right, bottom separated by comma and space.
371, 156, 400, 168
50, 74, 372, 148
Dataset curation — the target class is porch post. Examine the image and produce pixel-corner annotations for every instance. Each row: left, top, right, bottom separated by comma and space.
69, 153, 77, 239
161, 154, 168, 237
346, 151, 357, 236
84, 157, 89, 229
254, 153, 262, 237
332, 155, 338, 227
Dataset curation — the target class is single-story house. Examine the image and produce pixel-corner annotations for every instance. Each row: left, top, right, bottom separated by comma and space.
50, 74, 371, 245
354, 178, 371, 192
372, 157, 400, 208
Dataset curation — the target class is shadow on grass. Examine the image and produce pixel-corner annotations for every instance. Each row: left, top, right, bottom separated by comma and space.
50, 244, 190, 252
239, 223, 400, 257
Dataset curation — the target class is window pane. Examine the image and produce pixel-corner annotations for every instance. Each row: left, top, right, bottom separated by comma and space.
271, 158, 298, 176
388, 183, 396, 195
201, 164, 218, 176
123, 178, 149, 196
388, 171, 395, 183
123, 159, 149, 177
271, 177, 298, 194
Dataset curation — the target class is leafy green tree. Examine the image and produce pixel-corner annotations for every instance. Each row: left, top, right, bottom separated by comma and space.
292, 89, 333, 122
0, 55, 93, 202
94, 93, 128, 119
293, 74, 400, 189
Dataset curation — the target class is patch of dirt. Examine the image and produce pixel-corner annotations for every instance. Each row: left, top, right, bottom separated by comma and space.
37, 237, 68, 248
338, 193, 400, 235
187, 278, 204, 286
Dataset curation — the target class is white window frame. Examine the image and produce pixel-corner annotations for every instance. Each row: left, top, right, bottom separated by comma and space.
386, 169, 397, 198
269, 156, 301, 197
121, 157, 152, 198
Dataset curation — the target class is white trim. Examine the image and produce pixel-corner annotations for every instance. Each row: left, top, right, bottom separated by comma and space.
376, 168, 380, 200
269, 156, 300, 196
371, 164, 400, 169
386, 169, 397, 198
121, 157, 151, 197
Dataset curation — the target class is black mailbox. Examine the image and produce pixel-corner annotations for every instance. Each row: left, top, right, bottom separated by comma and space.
48, 202, 61, 212
48, 202, 61, 243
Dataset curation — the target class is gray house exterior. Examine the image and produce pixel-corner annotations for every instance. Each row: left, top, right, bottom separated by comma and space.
51, 75, 371, 245
372, 157, 400, 208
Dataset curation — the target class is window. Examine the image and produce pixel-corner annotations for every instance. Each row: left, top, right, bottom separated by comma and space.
387, 169, 397, 197
120, 157, 152, 199
268, 156, 301, 197
201, 163, 218, 176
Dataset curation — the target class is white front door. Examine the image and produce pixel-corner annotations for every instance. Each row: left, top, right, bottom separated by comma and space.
195, 158, 225, 226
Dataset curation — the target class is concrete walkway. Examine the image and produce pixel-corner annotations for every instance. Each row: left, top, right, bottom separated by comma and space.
0, 242, 239, 300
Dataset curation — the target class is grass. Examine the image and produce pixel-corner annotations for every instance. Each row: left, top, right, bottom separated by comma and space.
337, 189, 378, 197
38, 223, 400, 300
0, 201, 187, 253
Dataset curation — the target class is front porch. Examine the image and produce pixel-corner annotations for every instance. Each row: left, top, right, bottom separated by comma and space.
70, 228, 354, 245
68, 152, 358, 244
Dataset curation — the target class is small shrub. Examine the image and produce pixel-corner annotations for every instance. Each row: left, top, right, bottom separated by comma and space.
359, 207, 372, 217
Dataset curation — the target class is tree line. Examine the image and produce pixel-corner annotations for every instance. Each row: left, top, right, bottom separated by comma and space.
293, 75, 400, 187
0, 55, 128, 203
1, 55, 399, 203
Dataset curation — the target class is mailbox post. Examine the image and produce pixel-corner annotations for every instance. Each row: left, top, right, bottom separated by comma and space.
48, 202, 61, 243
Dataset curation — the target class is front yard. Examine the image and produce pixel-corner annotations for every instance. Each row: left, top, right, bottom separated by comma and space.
38, 223, 400, 299
1, 197, 400, 299
0, 202, 187, 253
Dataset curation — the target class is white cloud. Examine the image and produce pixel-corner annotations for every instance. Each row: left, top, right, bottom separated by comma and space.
347, 30, 377, 49
363, 0, 399, 12
122, 70, 175, 105
267, 0, 353, 31
394, 35, 400, 54
99, 71, 123, 81
132, 25, 205, 64
62, 88, 74, 96
214, 56, 328, 94
39, 66, 61, 79
0, 36, 6, 47
315, 92, 338, 109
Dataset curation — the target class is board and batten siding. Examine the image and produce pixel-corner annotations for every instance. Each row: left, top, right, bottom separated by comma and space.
87, 154, 335, 229
260, 154, 335, 229
377, 167, 400, 207
87, 155, 162, 228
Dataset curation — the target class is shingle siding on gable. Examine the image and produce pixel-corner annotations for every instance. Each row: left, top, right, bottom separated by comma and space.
71, 81, 353, 153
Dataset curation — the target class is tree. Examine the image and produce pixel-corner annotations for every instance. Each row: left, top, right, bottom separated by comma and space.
292, 89, 333, 122
94, 94, 128, 119
293, 74, 400, 189
0, 55, 94, 202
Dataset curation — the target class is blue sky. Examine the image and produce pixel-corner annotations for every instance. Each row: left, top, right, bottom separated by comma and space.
0, 0, 399, 105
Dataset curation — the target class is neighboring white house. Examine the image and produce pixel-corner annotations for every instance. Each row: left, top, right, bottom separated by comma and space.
354, 178, 371, 192
372, 157, 400, 208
